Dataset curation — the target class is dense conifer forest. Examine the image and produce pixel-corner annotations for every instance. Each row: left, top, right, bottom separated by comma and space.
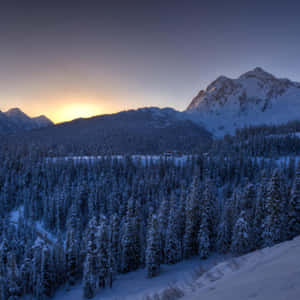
0, 122, 300, 299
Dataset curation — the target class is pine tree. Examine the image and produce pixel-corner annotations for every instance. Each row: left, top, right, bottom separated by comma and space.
164, 205, 180, 264
97, 216, 109, 289
32, 239, 43, 299
0, 274, 8, 300
120, 219, 136, 273
146, 214, 161, 278
53, 233, 66, 287
82, 217, 98, 298
183, 173, 201, 258
231, 211, 251, 256
253, 187, 265, 248
65, 227, 78, 286
65, 204, 80, 286
216, 216, 230, 254
20, 254, 33, 296
109, 214, 120, 278
262, 169, 283, 247
0, 238, 9, 277
40, 245, 53, 299
287, 162, 300, 239
158, 196, 169, 263
203, 177, 217, 249
6, 252, 21, 300
83, 253, 96, 299
198, 210, 210, 259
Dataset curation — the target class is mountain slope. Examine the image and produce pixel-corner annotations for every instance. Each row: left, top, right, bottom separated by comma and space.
4, 107, 212, 154
5, 108, 40, 130
0, 107, 53, 134
32, 115, 53, 127
183, 235, 300, 300
186, 67, 300, 136
0, 110, 17, 133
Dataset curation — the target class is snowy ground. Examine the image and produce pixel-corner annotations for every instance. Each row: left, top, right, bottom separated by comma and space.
9, 206, 57, 244
251, 156, 300, 166
53, 254, 227, 300
52, 236, 300, 300
182, 236, 300, 300
266, 132, 300, 139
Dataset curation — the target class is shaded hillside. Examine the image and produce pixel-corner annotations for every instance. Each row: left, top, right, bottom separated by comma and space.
3, 107, 212, 155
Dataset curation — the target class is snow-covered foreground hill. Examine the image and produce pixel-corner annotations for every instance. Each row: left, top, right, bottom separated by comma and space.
50, 236, 300, 300
52, 255, 227, 300
183, 236, 300, 300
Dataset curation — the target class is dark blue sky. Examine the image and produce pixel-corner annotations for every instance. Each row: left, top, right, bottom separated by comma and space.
1, 0, 300, 122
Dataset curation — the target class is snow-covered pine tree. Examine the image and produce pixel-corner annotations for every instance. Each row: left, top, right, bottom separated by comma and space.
6, 252, 21, 300
96, 216, 109, 289
198, 215, 210, 259
0, 238, 9, 277
146, 214, 161, 278
82, 217, 98, 298
262, 169, 283, 247
0, 274, 7, 300
20, 252, 33, 296
164, 203, 180, 264
231, 210, 251, 256
52, 233, 66, 287
216, 215, 231, 254
120, 218, 136, 273
202, 177, 217, 250
183, 172, 201, 258
83, 253, 96, 299
287, 161, 300, 239
39, 245, 53, 299
109, 214, 120, 279
65, 225, 79, 286
158, 195, 169, 263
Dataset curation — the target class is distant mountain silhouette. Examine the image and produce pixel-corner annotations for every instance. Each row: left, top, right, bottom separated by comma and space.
3, 107, 211, 155
0, 107, 53, 134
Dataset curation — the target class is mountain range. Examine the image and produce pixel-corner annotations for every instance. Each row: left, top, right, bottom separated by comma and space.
0, 108, 53, 134
1, 67, 300, 143
5, 107, 211, 154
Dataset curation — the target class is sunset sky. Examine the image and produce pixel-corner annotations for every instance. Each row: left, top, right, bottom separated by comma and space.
1, 0, 300, 123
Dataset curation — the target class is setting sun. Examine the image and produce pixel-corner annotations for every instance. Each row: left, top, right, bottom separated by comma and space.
54, 102, 103, 123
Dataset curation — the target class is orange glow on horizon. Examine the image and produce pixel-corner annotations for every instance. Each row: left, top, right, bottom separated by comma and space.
52, 102, 104, 123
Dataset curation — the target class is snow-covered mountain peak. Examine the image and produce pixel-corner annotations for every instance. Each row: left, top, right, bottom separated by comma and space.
239, 67, 275, 81
186, 68, 300, 136
5, 107, 30, 119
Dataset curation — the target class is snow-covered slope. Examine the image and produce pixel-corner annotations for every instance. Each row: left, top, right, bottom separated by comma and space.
186, 67, 300, 136
183, 235, 300, 300
51, 236, 300, 300
52, 255, 226, 300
